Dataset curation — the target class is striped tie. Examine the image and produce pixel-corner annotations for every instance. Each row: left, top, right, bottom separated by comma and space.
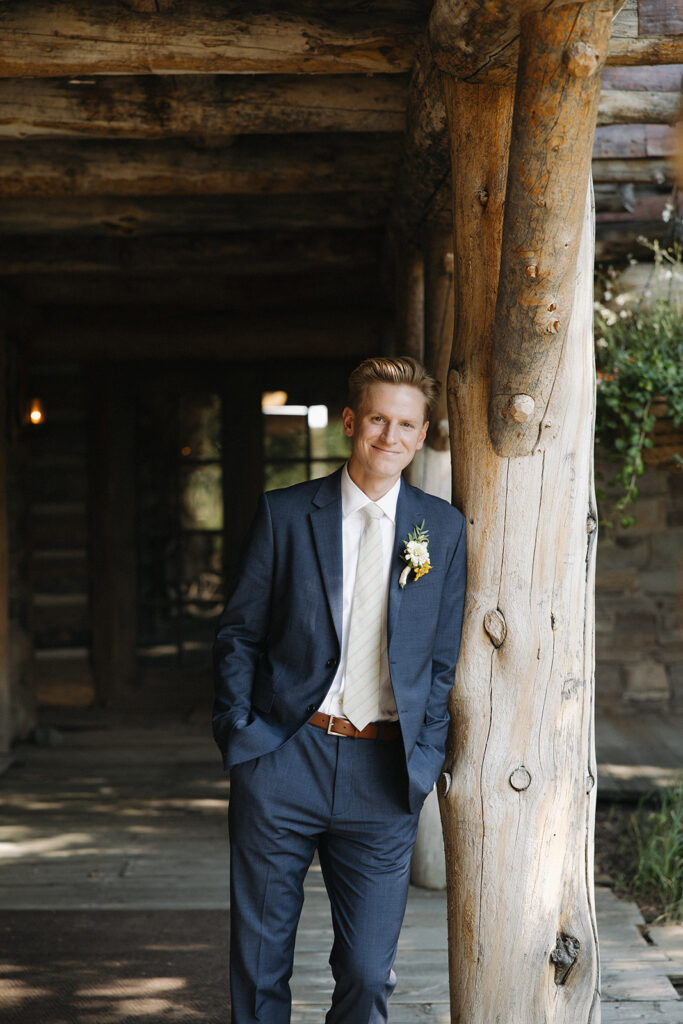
343, 503, 384, 731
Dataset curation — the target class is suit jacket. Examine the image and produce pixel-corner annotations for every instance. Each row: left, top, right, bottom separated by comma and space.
212, 467, 467, 813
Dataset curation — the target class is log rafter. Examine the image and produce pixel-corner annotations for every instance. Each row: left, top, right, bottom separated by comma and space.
0, 74, 409, 139
0, 2, 426, 77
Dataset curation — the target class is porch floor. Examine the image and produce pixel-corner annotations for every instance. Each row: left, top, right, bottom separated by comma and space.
0, 710, 681, 1023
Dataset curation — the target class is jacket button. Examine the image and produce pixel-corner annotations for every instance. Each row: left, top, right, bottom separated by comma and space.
326, 658, 337, 668
306, 704, 316, 715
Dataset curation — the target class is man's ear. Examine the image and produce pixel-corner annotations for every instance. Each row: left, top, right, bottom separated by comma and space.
416, 420, 429, 451
342, 406, 355, 437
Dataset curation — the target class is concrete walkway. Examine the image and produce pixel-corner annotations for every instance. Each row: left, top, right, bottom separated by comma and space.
0, 714, 681, 1022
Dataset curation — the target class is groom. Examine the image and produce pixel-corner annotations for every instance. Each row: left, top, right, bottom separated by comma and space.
213, 356, 467, 1023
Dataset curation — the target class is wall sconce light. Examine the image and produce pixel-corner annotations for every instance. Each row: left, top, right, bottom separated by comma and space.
28, 398, 45, 425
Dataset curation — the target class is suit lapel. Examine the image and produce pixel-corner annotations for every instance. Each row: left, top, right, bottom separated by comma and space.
388, 479, 424, 647
310, 470, 344, 647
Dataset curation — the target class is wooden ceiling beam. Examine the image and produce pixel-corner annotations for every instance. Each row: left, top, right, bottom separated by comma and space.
0, 75, 408, 140
24, 309, 384, 360
0, 2, 424, 77
0, 194, 391, 237
0, 135, 402, 199
428, 0, 675, 83
0, 229, 382, 275
2, 269, 384, 311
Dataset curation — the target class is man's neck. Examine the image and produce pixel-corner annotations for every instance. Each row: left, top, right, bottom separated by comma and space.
346, 461, 401, 502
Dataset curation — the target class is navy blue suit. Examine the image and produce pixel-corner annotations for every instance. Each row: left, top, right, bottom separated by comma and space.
213, 468, 466, 1022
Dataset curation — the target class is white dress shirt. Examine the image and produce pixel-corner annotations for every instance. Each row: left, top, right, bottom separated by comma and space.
319, 464, 400, 722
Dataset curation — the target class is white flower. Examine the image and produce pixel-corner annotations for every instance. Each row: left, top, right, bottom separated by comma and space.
662, 203, 673, 223
596, 337, 608, 348
603, 290, 613, 301
399, 566, 411, 588
619, 310, 628, 319
405, 540, 429, 566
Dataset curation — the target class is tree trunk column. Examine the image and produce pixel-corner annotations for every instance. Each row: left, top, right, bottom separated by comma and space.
441, 70, 601, 1024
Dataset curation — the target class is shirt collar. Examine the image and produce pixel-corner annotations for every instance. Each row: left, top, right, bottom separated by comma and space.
341, 463, 400, 525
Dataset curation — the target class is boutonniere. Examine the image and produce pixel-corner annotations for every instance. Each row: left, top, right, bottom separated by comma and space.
398, 521, 432, 588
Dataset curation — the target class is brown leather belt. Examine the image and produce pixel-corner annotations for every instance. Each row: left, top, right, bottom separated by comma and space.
309, 712, 401, 740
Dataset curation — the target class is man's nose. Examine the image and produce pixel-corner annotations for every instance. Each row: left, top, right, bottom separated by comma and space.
381, 420, 399, 444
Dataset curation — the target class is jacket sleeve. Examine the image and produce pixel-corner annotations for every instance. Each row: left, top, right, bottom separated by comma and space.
412, 514, 467, 782
212, 493, 275, 754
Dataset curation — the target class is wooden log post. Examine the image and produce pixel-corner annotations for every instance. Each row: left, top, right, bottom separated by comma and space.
439, 32, 601, 1024
88, 367, 137, 705
489, 1, 613, 457
0, 327, 10, 756
410, 221, 454, 890
395, 241, 424, 362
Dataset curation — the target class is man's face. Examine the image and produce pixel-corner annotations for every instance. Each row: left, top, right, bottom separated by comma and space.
343, 383, 428, 493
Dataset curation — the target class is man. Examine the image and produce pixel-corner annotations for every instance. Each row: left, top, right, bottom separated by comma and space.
213, 356, 466, 1023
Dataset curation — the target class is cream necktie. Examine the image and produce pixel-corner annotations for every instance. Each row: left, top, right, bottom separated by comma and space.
343, 503, 384, 731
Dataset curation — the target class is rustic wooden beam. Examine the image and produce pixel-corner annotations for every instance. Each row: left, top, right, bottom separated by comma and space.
25, 310, 384, 360
0, 135, 401, 199
88, 366, 137, 705
423, 222, 453, 443
391, 43, 451, 239
429, 0, 673, 82
2, 270, 383, 313
0, 2, 424, 77
395, 242, 425, 361
597, 88, 681, 124
0, 194, 390, 237
593, 122, 673, 157
606, 36, 683, 63
0, 229, 381, 275
442, 73, 600, 1024
0, 329, 10, 755
0, 75, 408, 139
489, 1, 615, 457
591, 156, 671, 181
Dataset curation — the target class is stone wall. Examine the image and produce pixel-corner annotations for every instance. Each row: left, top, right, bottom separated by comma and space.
595, 455, 683, 711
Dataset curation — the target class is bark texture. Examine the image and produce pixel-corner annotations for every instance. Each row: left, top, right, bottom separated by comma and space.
489, 1, 612, 457
442, 74, 600, 1024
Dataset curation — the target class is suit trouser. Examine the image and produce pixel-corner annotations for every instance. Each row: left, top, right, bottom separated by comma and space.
227, 722, 421, 1024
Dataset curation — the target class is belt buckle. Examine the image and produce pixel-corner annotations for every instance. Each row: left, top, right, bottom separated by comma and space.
327, 715, 345, 735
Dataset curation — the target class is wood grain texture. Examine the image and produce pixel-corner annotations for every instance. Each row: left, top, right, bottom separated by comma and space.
0, 1, 425, 77
489, 1, 613, 457
0, 229, 381, 275
596, 89, 681, 124
0, 135, 402, 198
0, 75, 408, 139
443, 70, 600, 1024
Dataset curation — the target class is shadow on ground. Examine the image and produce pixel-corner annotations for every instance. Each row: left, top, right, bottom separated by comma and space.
0, 910, 229, 1024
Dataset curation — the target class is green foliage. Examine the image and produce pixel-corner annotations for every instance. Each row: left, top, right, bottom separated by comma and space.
595, 243, 683, 527
618, 777, 683, 924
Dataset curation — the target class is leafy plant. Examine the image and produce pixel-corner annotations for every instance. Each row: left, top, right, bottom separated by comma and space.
617, 776, 683, 924
594, 241, 683, 527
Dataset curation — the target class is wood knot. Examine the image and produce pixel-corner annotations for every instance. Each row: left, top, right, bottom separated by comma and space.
563, 41, 600, 78
447, 367, 462, 395
507, 394, 535, 423
509, 766, 531, 791
586, 515, 597, 534
524, 264, 538, 279
477, 188, 489, 207
586, 772, 595, 793
483, 608, 506, 648
546, 319, 560, 335
550, 933, 580, 985
443, 252, 454, 274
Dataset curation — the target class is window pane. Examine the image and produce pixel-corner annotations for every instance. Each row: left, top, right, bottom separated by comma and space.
179, 393, 221, 460
180, 463, 223, 530
264, 412, 307, 459
310, 459, 347, 481
265, 461, 308, 491
310, 415, 351, 460
180, 534, 224, 614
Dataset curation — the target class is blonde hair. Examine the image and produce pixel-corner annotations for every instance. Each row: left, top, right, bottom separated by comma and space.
347, 356, 438, 421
